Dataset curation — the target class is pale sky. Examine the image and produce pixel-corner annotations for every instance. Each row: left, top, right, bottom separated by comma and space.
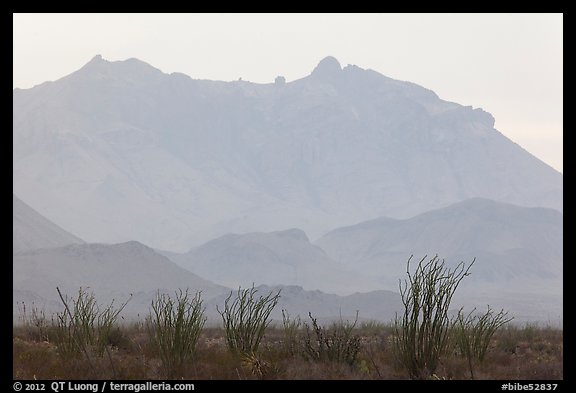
13, 13, 563, 172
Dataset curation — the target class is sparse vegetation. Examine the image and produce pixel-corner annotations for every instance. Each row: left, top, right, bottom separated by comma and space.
454, 306, 513, 379
303, 312, 362, 366
17, 302, 50, 342
13, 317, 562, 380
54, 287, 131, 358
148, 289, 206, 378
281, 309, 302, 357
13, 279, 561, 380
217, 286, 281, 356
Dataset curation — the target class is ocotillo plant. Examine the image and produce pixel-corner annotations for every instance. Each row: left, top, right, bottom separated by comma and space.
303, 311, 362, 366
217, 285, 280, 356
148, 289, 206, 378
281, 309, 303, 357
55, 287, 131, 359
393, 255, 474, 379
455, 306, 513, 379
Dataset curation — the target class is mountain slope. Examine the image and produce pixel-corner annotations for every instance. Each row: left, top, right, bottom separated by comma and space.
315, 198, 563, 320
13, 241, 229, 317
13, 55, 562, 250
316, 198, 562, 287
13, 194, 84, 253
172, 229, 373, 295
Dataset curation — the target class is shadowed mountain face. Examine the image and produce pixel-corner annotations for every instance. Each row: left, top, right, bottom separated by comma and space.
13, 194, 84, 254
13, 55, 562, 251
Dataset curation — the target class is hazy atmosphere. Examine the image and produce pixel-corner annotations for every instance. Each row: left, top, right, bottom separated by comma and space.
13, 13, 563, 381
13, 13, 562, 172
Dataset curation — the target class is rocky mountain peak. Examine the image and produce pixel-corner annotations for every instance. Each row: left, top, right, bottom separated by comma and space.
311, 56, 342, 80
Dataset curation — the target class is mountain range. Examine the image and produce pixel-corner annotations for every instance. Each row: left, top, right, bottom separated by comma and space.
13, 55, 562, 251
169, 228, 370, 295
12, 195, 403, 322
14, 190, 560, 322
316, 198, 563, 291
13, 240, 229, 317
316, 198, 563, 322
13, 55, 562, 323
165, 198, 562, 322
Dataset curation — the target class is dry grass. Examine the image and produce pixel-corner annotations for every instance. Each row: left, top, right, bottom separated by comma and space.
13, 322, 562, 380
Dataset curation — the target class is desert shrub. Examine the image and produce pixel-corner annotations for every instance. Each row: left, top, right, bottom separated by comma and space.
55, 287, 131, 359
521, 322, 539, 342
217, 286, 280, 356
393, 255, 474, 379
282, 309, 303, 356
17, 302, 50, 342
358, 320, 392, 336
495, 326, 520, 354
303, 312, 361, 366
105, 326, 133, 351
148, 289, 206, 378
240, 351, 280, 379
454, 306, 512, 379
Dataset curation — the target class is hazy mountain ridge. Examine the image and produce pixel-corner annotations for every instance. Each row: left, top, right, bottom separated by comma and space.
315, 198, 562, 321
13, 194, 84, 254
13, 240, 229, 318
12, 56, 562, 322
171, 228, 375, 295
205, 284, 403, 323
12, 196, 561, 322
13, 55, 562, 251
12, 197, 400, 322
316, 198, 562, 286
